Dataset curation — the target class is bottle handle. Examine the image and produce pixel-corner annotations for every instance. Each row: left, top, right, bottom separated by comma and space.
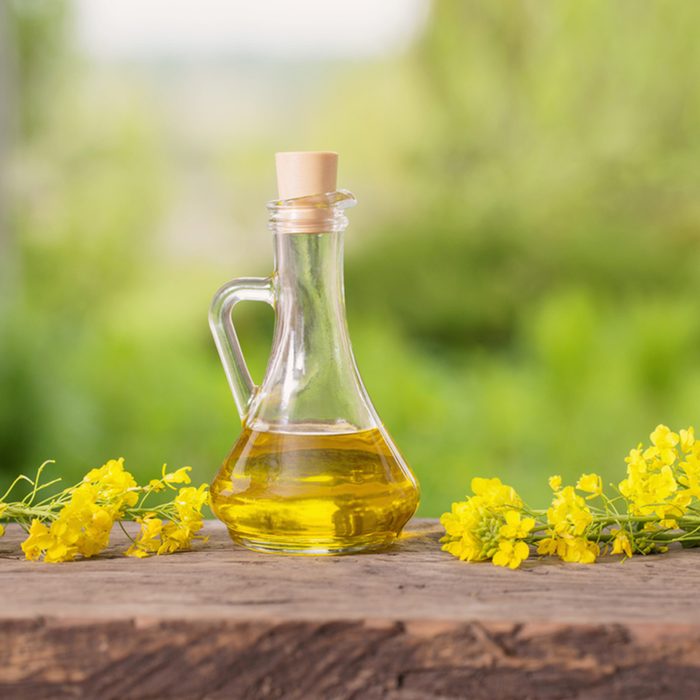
209, 276, 275, 420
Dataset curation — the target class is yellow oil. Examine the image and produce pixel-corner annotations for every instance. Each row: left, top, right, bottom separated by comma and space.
210, 427, 419, 555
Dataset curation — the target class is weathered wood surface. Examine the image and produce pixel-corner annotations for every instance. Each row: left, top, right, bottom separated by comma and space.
1, 519, 700, 699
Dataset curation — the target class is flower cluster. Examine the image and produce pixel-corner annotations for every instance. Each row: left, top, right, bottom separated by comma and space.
536, 479, 598, 563
21, 458, 138, 562
441, 477, 534, 569
125, 483, 209, 558
0, 459, 209, 562
441, 425, 700, 569
619, 425, 697, 527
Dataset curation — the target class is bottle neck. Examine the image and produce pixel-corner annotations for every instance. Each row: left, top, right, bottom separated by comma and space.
246, 228, 376, 432
273, 231, 345, 315
271, 231, 351, 393
267, 190, 357, 326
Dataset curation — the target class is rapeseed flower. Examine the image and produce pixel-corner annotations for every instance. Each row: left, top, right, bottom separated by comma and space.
440, 478, 531, 567
492, 540, 530, 569
576, 473, 603, 498
440, 499, 499, 562
124, 484, 209, 559
648, 425, 679, 465
538, 479, 599, 563
547, 485, 593, 537
560, 537, 599, 564
12, 459, 208, 563
610, 528, 633, 558
680, 427, 695, 454
441, 425, 700, 569
548, 475, 562, 491
22, 462, 135, 562
162, 465, 192, 488
21, 520, 53, 560
125, 515, 164, 558
619, 425, 689, 525
499, 510, 535, 539
536, 532, 566, 558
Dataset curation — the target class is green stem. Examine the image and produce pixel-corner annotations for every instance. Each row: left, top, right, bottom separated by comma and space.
118, 520, 137, 544
2, 503, 60, 522
1, 475, 34, 502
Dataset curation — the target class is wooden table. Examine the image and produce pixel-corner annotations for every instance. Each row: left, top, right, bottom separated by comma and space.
1, 519, 699, 699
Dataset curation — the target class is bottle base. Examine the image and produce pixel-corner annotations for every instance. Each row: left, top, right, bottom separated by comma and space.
227, 530, 398, 556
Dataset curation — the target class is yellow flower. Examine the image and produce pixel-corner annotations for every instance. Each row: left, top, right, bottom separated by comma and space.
547, 486, 593, 536
125, 515, 164, 558
656, 491, 692, 528
651, 424, 679, 449
680, 427, 695, 454
470, 477, 522, 509
678, 452, 700, 497
49, 514, 81, 558
561, 537, 599, 564
45, 484, 119, 561
21, 520, 53, 561
441, 536, 482, 562
492, 540, 530, 569
499, 510, 535, 539
441, 501, 471, 539
620, 438, 681, 520
445, 424, 700, 570
124, 484, 208, 558
21, 460, 138, 563
440, 500, 496, 562
536, 537, 556, 556
83, 458, 139, 509
173, 484, 209, 525
649, 424, 679, 465
157, 522, 193, 555
610, 529, 633, 558
441, 479, 530, 566
162, 465, 192, 488
622, 464, 678, 518
78, 505, 115, 557
44, 540, 72, 564
536, 532, 567, 557
541, 484, 598, 564
576, 473, 603, 498
12, 460, 208, 563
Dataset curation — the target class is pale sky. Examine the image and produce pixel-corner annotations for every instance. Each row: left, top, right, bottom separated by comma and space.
74, 0, 431, 60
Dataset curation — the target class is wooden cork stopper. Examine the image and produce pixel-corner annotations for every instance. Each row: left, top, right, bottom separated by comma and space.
275, 151, 338, 200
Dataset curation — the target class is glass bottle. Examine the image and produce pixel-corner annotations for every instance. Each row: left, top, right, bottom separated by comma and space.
209, 152, 419, 555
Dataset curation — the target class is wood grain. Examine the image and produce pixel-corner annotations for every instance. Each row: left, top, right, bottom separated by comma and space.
1, 519, 699, 699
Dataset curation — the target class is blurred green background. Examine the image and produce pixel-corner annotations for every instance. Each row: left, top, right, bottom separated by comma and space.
1, 0, 699, 515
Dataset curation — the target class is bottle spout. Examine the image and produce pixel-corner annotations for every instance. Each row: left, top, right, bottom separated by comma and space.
270, 152, 356, 233
267, 151, 357, 233
267, 190, 357, 234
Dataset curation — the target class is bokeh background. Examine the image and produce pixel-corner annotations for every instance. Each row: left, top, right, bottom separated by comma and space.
1, 0, 699, 515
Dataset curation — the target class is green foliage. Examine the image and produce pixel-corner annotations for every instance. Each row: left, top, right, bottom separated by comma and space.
2, 0, 700, 517
339, 0, 700, 511
5, 0, 70, 139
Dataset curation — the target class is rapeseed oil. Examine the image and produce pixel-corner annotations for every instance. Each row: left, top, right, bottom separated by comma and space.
210, 427, 419, 554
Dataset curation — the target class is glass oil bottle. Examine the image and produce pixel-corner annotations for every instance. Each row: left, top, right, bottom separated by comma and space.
209, 151, 419, 554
